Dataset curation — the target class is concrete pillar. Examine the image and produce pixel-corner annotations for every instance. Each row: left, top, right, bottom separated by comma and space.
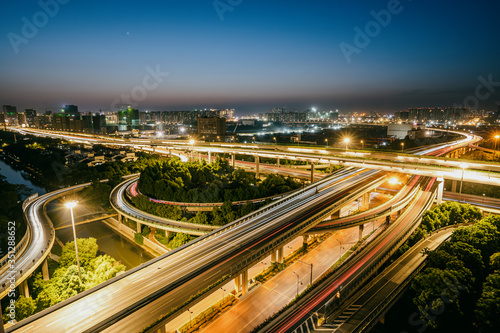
329, 163, 333, 173
277, 158, 280, 168
242, 270, 249, 296
42, 258, 50, 280
136, 222, 141, 234
386, 215, 391, 224
451, 180, 457, 192
118, 213, 122, 224
361, 192, 370, 210
166, 230, 171, 240
208, 151, 212, 164
271, 250, 276, 263
310, 163, 315, 183
190, 150, 194, 161
157, 326, 167, 333
231, 153, 235, 168
331, 210, 340, 220
255, 155, 260, 178
302, 235, 309, 247
20, 279, 29, 298
359, 224, 364, 241
277, 247, 284, 263
234, 275, 240, 292
198, 152, 202, 162
437, 177, 444, 204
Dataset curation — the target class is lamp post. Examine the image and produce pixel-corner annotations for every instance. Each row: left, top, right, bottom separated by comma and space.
65, 201, 81, 282
187, 308, 194, 327
494, 135, 499, 159
220, 287, 226, 300
458, 163, 468, 203
344, 138, 350, 151
325, 138, 328, 147
401, 142, 404, 153
273, 137, 277, 144
361, 140, 364, 150
298, 260, 313, 286
336, 238, 342, 260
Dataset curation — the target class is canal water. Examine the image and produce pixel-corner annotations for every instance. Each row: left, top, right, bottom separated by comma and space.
0, 158, 153, 269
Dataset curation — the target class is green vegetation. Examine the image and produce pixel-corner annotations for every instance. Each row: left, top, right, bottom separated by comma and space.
2, 238, 125, 324
179, 294, 237, 333
446, 179, 500, 200
138, 157, 302, 203
377, 204, 500, 333
134, 232, 144, 245
392, 202, 482, 258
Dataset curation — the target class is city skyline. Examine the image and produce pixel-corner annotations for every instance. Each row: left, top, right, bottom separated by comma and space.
1, 0, 500, 115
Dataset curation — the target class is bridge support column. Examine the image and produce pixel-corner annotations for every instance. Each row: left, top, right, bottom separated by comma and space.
277, 247, 284, 263
386, 215, 391, 224
234, 275, 241, 293
359, 224, 364, 242
20, 280, 29, 298
451, 180, 457, 192
166, 230, 172, 240
198, 152, 202, 162
302, 235, 309, 249
42, 258, 50, 280
437, 177, 444, 204
361, 192, 370, 210
190, 150, 194, 161
118, 213, 122, 224
277, 157, 280, 168
157, 325, 167, 333
208, 151, 212, 164
329, 163, 333, 173
255, 156, 260, 178
310, 163, 315, 183
271, 250, 276, 263
231, 153, 235, 168
242, 270, 249, 296
331, 210, 340, 219
136, 222, 141, 234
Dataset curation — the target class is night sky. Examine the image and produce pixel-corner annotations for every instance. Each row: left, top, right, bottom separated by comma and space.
1, 0, 499, 115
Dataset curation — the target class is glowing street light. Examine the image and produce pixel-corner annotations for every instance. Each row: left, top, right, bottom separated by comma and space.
273, 137, 277, 144
389, 177, 399, 185
189, 139, 195, 145
344, 138, 350, 151
325, 138, 328, 147
401, 142, 405, 152
65, 201, 82, 282
494, 135, 499, 158
458, 163, 468, 203
361, 140, 364, 150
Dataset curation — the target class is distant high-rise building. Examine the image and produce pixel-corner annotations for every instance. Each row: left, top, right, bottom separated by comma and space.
25, 109, 37, 127
64, 105, 79, 117
198, 117, 226, 136
92, 114, 107, 133
2, 105, 18, 125
118, 107, 140, 130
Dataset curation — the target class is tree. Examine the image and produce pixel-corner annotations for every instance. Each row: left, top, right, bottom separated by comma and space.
59, 238, 98, 268
2, 295, 37, 322
490, 252, 500, 271
475, 272, 500, 333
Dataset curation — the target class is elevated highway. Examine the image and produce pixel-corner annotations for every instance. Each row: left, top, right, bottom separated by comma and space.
258, 177, 437, 333
7, 168, 389, 333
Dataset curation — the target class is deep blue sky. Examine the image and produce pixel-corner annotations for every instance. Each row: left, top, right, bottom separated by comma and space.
1, 0, 499, 115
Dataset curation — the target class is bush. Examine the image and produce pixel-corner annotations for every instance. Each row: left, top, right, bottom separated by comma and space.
134, 232, 144, 245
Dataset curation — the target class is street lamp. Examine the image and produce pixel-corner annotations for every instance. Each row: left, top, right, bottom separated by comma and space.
458, 163, 468, 203
65, 201, 82, 282
401, 142, 405, 152
336, 238, 342, 261
361, 140, 364, 150
187, 308, 194, 327
273, 137, 277, 144
494, 135, 499, 158
220, 287, 226, 300
292, 271, 301, 296
325, 138, 328, 147
344, 138, 350, 151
